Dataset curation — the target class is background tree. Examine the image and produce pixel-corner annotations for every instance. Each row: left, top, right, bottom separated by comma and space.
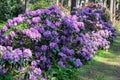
56, 0, 59, 6
71, 0, 76, 14
25, 0, 30, 12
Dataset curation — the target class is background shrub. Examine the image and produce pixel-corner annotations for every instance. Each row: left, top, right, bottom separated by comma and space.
0, 0, 24, 22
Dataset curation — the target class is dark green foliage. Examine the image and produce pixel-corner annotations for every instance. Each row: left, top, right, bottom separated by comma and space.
0, 0, 12, 22
47, 66, 77, 80
0, 73, 13, 80
0, 0, 24, 22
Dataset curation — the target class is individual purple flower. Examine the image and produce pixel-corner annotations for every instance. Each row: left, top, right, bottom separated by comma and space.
67, 49, 74, 55
9, 31, 16, 37
26, 19, 32, 24
23, 48, 32, 58
16, 16, 24, 23
55, 22, 61, 27
2, 51, 11, 60
61, 46, 68, 53
40, 56, 46, 61
61, 36, 66, 41
7, 19, 13, 27
35, 46, 41, 51
29, 74, 38, 80
58, 60, 65, 67
12, 53, 20, 62
41, 45, 48, 51
40, 78, 46, 80
28, 11, 37, 16
52, 31, 58, 36
75, 59, 82, 67
46, 19, 55, 28
33, 68, 42, 75
1, 26, 8, 32
36, 26, 45, 33
105, 45, 110, 49
77, 22, 84, 28
49, 42, 57, 48
19, 78, 24, 80
6, 46, 13, 51
58, 52, 67, 59
32, 17, 40, 23
13, 22, 18, 26
31, 61, 37, 66
43, 30, 51, 38
35, 52, 41, 58
0, 46, 6, 55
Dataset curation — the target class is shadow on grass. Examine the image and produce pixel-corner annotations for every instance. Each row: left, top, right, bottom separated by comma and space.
109, 36, 120, 55
72, 60, 120, 80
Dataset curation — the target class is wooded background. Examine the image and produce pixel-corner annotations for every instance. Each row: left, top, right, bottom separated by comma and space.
0, 0, 120, 22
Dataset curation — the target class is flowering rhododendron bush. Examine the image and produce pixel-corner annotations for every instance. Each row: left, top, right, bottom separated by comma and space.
0, 4, 116, 80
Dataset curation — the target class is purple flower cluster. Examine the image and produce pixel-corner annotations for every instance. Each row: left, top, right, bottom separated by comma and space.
0, 4, 116, 80
22, 28, 41, 39
76, 5, 116, 41
0, 46, 32, 62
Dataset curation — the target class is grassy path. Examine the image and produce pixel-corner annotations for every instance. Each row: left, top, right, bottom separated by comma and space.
73, 33, 120, 80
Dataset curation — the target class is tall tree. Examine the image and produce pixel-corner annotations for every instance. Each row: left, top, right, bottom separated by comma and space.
113, 0, 117, 20
103, 0, 107, 7
85, 0, 89, 6
110, 0, 113, 20
68, 0, 71, 7
76, 0, 80, 8
61, 0, 64, 6
85, 0, 89, 3
25, 0, 30, 12
56, 0, 59, 6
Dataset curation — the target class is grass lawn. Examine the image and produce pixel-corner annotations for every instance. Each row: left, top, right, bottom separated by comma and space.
72, 21, 120, 80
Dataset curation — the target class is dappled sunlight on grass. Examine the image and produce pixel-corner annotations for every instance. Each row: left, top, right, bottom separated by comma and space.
74, 60, 120, 80
114, 21, 120, 32
94, 56, 120, 66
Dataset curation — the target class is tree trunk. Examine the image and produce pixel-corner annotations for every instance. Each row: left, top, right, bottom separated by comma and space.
76, 0, 80, 8
113, 0, 116, 20
103, 0, 107, 7
110, 0, 113, 21
25, 0, 30, 12
85, 0, 89, 6
116, 1, 119, 10
68, 0, 71, 7
60, 0, 63, 6
81, 0, 85, 7
56, 0, 59, 6
85, 0, 89, 3
71, 0, 76, 14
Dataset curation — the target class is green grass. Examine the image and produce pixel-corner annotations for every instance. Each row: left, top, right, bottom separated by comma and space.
70, 22, 120, 80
